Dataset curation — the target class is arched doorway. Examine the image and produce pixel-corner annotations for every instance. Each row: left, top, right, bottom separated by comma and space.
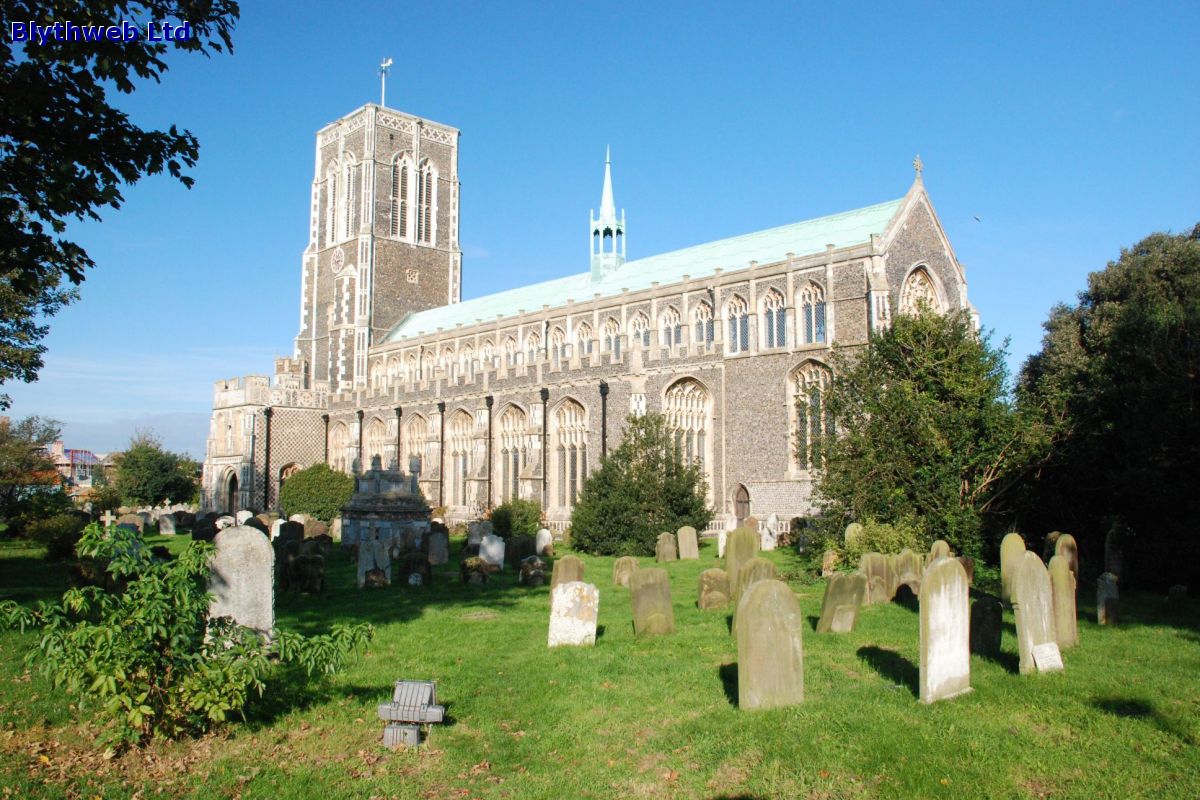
734, 484, 750, 526
224, 470, 239, 514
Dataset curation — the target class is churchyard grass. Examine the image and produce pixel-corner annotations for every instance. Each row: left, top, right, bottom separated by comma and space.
1, 534, 1198, 798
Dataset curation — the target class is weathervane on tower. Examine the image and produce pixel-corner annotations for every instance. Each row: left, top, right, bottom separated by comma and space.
379, 57, 393, 107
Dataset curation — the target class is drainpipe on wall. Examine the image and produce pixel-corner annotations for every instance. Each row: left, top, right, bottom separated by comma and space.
437, 401, 446, 508
485, 395, 494, 511
599, 381, 609, 459
263, 407, 273, 511
321, 414, 330, 463
394, 406, 403, 471
539, 388, 549, 509
356, 409, 364, 473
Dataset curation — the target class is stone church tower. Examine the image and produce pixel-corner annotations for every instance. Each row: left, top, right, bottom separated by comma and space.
293, 104, 462, 392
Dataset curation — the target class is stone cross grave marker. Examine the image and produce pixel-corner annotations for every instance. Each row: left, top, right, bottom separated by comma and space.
547, 581, 599, 648
737, 580, 804, 710
101, 510, 116, 528
919, 556, 972, 703
208, 525, 274, 640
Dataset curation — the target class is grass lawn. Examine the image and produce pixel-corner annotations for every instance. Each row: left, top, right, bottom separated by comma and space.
1, 533, 1198, 799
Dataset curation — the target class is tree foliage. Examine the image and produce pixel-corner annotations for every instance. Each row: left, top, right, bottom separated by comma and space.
488, 498, 541, 539
815, 309, 1049, 558
278, 463, 354, 522
571, 413, 712, 556
1018, 224, 1200, 586
0, 0, 240, 407
0, 524, 372, 750
112, 430, 198, 506
0, 414, 61, 524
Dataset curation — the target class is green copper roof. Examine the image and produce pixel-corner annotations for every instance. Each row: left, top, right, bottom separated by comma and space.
383, 196, 903, 342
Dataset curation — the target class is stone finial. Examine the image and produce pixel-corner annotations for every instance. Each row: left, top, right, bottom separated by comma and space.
913, 154, 924, 179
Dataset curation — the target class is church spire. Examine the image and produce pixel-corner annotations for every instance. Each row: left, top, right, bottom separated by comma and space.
590, 146, 626, 281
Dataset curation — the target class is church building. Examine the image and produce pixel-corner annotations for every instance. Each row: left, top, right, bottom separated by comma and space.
201, 101, 975, 531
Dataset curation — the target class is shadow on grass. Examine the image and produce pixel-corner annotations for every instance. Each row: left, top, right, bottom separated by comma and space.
976, 647, 1020, 674
806, 614, 821, 632
244, 673, 461, 732
856, 645, 918, 698
1093, 696, 1197, 745
893, 585, 919, 612
718, 663, 738, 707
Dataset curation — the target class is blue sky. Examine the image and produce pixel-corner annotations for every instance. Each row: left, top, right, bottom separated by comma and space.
5, 1, 1199, 457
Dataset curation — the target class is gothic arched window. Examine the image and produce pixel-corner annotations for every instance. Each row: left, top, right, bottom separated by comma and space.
498, 405, 527, 502
386, 356, 401, 386
899, 267, 942, 315
603, 318, 621, 357
576, 322, 594, 354
448, 410, 473, 507
661, 306, 682, 347
525, 331, 541, 363
460, 344, 475, 375
693, 302, 714, 345
328, 421, 350, 474
417, 159, 436, 245
799, 283, 827, 344
554, 399, 588, 509
390, 155, 411, 239
763, 289, 786, 348
727, 295, 750, 353
550, 326, 567, 358
364, 417, 389, 470
630, 313, 651, 348
369, 360, 385, 390
503, 336, 519, 366
792, 361, 834, 471
403, 414, 428, 474
340, 156, 356, 242
325, 166, 338, 246
664, 378, 710, 476
481, 339, 495, 366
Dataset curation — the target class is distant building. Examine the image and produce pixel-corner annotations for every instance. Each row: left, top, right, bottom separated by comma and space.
202, 101, 975, 530
47, 440, 100, 491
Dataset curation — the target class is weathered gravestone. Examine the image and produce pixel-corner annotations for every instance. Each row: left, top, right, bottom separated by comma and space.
1097, 572, 1119, 625
737, 580, 804, 710
725, 527, 759, 600
677, 526, 699, 560
1049, 555, 1078, 649
1000, 532, 1027, 603
1042, 530, 1064, 562
215, 515, 236, 531
289, 513, 311, 526
235, 510, 254, 525
270, 519, 285, 540
1013, 550, 1063, 674
358, 536, 392, 588
612, 556, 638, 587
536, 528, 553, 556
761, 513, 780, 552
242, 516, 269, 536
480, 534, 506, 570
157, 514, 176, 536
467, 520, 490, 547
630, 568, 674, 637
1054, 534, 1079, 581
970, 595, 1003, 657
844, 522, 864, 550
816, 573, 867, 633
278, 520, 304, 543
821, 550, 840, 577
116, 513, 144, 533
506, 534, 538, 568
192, 518, 218, 544
655, 532, 678, 563
930, 539, 952, 561
208, 525, 274, 640
303, 518, 329, 538
919, 557, 972, 703
519, 556, 547, 587
698, 568, 730, 610
428, 531, 450, 566
957, 556, 975, 585
860, 552, 890, 604
732, 558, 778, 632
718, 528, 728, 558
547, 581, 599, 647
1104, 522, 1126, 582
551, 555, 585, 590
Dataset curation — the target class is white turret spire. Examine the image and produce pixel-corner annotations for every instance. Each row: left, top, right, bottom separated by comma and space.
590, 146, 626, 281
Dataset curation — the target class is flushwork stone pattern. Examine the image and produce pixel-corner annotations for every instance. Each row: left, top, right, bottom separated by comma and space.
919, 556, 972, 703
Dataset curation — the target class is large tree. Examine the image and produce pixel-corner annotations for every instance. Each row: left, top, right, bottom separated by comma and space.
0, 0, 239, 407
815, 309, 1050, 558
0, 414, 61, 518
112, 430, 198, 506
1019, 224, 1200, 587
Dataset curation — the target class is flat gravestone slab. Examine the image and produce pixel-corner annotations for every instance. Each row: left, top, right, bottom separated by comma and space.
547, 581, 599, 647
1000, 532, 1027, 603
1049, 554, 1078, 649
698, 568, 730, 610
737, 580, 804, 710
630, 568, 674, 637
612, 556, 638, 587
1013, 550, 1060, 674
1031, 641, 1064, 671
551, 555, 585, 590
677, 526, 699, 560
816, 573, 866, 633
655, 532, 678, 563
919, 556, 972, 703
208, 525, 274, 640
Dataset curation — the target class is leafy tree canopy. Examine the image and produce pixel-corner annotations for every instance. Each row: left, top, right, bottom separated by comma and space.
816, 308, 1050, 558
0, 0, 240, 407
0, 414, 61, 517
571, 413, 712, 556
112, 429, 198, 506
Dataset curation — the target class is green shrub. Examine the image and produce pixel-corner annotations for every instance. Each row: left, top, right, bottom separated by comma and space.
26, 512, 87, 561
840, 517, 926, 563
0, 524, 372, 750
489, 498, 541, 539
571, 413, 712, 556
278, 464, 355, 522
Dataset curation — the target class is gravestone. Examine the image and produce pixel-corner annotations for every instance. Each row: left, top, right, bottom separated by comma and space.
289, 513, 312, 526
733, 557, 779, 634
1104, 522, 1126, 581
630, 568, 674, 636
1012, 550, 1063, 674
725, 527, 759, 598
547, 581, 599, 647
235, 510, 254, 525
215, 515, 236, 531
116, 513, 144, 533
957, 556, 975, 585
278, 520, 304, 543
291, 554, 325, 593
506, 534, 537, 568
270, 519, 284, 540
744, 516, 760, 535
1049, 555, 1078, 649
303, 519, 329, 538
655, 532, 678, 562
467, 520, 491, 547
519, 555, 547, 587
157, 514, 176, 536
930, 540, 952, 561
208, 525, 274, 640
821, 550, 840, 577
860, 552, 890, 604
242, 516, 269, 536
551, 555, 585, 590
816, 573, 866, 633
1042, 530, 1064, 562
175, 511, 196, 527
718, 529, 728, 558
736, 580, 804, 710
612, 556, 638, 588
428, 531, 450, 566
677, 526, 699, 560
761, 513, 780, 551
1000, 532, 1027, 603
192, 518, 218, 544
480, 534, 506, 570
1097, 573, 1119, 625
844, 522, 864, 549
895, 549, 922, 584
698, 568, 730, 610
970, 595, 1003, 657
536, 528, 553, 556
357, 536, 392, 588
919, 557, 972, 703
1054, 534, 1079, 581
